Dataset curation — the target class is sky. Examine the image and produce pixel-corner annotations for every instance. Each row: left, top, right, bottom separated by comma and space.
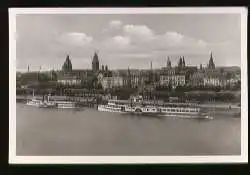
16, 14, 241, 71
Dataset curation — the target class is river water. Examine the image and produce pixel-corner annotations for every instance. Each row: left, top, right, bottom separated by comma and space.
16, 103, 241, 156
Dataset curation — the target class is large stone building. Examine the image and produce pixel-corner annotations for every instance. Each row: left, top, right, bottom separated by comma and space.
203, 71, 240, 88
160, 56, 197, 87
58, 55, 82, 85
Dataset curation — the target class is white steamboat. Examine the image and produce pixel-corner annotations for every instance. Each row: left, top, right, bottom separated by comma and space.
98, 96, 212, 119
26, 90, 79, 109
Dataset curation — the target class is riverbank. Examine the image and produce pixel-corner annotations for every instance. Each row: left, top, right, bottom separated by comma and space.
16, 95, 240, 108
16, 95, 241, 118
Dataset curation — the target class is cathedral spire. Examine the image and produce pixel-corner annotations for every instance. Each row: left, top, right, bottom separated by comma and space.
66, 54, 70, 61
92, 52, 99, 72
182, 56, 185, 67
208, 52, 215, 69
178, 56, 183, 68
62, 54, 72, 73
167, 57, 171, 68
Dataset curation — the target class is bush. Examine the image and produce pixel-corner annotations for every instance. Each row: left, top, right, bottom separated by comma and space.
110, 88, 138, 100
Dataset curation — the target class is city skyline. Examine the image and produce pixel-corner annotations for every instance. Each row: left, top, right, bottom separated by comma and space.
16, 14, 241, 72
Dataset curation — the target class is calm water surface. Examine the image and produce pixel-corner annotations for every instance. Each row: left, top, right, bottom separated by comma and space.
16, 103, 240, 155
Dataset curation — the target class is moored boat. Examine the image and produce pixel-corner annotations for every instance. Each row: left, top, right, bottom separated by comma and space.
26, 98, 44, 107
26, 89, 44, 107
98, 96, 213, 119
26, 91, 79, 109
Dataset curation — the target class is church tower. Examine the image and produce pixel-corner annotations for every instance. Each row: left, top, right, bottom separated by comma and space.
92, 52, 99, 72
62, 55, 72, 73
182, 56, 185, 68
167, 57, 171, 69
208, 52, 215, 69
178, 56, 183, 68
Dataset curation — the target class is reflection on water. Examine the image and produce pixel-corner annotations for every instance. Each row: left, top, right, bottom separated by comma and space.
16, 103, 241, 156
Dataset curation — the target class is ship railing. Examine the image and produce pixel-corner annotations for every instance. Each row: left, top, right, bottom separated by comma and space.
107, 100, 199, 108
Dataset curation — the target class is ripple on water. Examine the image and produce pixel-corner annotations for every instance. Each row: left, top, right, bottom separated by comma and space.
15, 103, 241, 156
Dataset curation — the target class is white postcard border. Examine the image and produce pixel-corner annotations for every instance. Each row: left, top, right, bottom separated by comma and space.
9, 7, 248, 164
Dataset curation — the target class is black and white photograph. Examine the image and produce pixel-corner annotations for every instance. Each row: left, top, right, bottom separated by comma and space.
9, 8, 248, 164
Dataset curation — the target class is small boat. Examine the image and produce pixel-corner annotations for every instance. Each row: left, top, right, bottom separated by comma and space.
26, 89, 44, 107
26, 91, 57, 108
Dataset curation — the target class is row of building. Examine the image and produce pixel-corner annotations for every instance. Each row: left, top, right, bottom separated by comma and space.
56, 52, 240, 90
18, 52, 241, 90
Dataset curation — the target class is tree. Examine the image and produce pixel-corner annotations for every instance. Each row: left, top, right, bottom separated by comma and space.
38, 73, 50, 82
226, 72, 233, 79
51, 70, 58, 81
220, 68, 224, 74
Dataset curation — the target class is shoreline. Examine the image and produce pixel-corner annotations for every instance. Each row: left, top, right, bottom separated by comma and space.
16, 97, 241, 118
16, 95, 240, 107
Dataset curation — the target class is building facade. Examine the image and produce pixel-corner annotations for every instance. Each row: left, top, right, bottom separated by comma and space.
203, 76, 223, 87
160, 74, 186, 87
57, 75, 81, 86
189, 72, 205, 86
101, 76, 124, 90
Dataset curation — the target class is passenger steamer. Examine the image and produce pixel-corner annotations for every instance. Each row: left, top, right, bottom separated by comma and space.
26, 90, 49, 107
97, 97, 212, 119
26, 91, 79, 109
